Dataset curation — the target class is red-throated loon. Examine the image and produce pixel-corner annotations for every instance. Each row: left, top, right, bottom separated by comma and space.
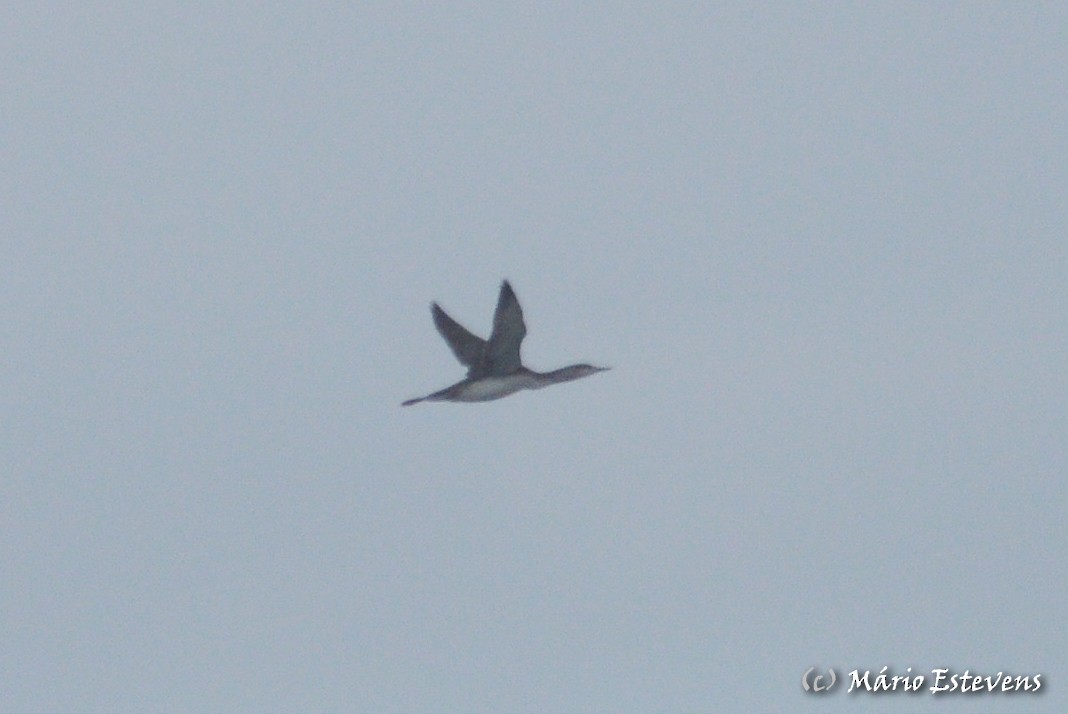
402, 281, 609, 406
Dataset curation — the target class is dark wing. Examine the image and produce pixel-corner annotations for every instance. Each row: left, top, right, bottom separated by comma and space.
482, 280, 526, 375
432, 303, 486, 370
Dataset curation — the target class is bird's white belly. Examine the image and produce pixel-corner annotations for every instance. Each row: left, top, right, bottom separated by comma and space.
455, 376, 532, 401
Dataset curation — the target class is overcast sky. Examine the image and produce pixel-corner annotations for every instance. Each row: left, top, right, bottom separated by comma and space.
3, 3, 1066, 712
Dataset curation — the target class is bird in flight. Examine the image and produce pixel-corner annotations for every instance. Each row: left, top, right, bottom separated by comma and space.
403, 281, 609, 406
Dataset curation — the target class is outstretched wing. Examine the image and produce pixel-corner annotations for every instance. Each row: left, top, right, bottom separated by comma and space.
482, 280, 526, 375
432, 303, 485, 370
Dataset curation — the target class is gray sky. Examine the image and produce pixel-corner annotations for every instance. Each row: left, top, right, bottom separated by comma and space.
3, 3, 1065, 712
